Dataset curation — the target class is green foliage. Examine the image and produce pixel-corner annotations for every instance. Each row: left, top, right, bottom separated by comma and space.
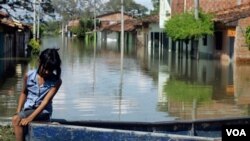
52, 0, 82, 22
0, 126, 15, 141
42, 21, 61, 35
164, 11, 214, 41
29, 55, 39, 69
70, 18, 95, 38
150, 0, 160, 14
28, 39, 41, 55
245, 26, 250, 49
164, 78, 212, 103
103, 0, 148, 16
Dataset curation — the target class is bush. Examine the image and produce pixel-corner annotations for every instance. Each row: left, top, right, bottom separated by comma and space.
164, 10, 214, 41
28, 38, 41, 55
0, 126, 15, 141
70, 18, 95, 38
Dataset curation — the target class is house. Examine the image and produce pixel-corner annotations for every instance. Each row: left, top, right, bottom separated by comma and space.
139, 14, 168, 51
166, 0, 250, 61
96, 11, 168, 51
213, 2, 250, 63
95, 11, 136, 48
67, 19, 80, 29
0, 11, 31, 57
96, 11, 134, 30
0, 10, 31, 78
159, 0, 171, 29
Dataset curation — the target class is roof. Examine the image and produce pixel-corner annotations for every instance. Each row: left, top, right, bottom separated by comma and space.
140, 14, 159, 23
101, 19, 141, 32
100, 14, 159, 32
96, 11, 132, 18
0, 11, 8, 17
213, 2, 250, 24
0, 10, 28, 29
67, 19, 80, 27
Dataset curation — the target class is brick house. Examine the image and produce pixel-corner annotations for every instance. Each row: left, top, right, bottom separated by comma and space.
96, 11, 134, 30
96, 11, 137, 48
168, 0, 250, 61
171, 0, 250, 14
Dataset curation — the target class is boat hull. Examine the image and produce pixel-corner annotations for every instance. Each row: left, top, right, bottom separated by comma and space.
26, 123, 220, 141
25, 117, 250, 141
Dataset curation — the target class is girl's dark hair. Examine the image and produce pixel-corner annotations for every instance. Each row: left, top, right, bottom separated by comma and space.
38, 48, 61, 78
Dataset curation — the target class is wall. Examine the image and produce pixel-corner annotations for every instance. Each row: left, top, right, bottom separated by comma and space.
171, 0, 250, 14
234, 17, 250, 63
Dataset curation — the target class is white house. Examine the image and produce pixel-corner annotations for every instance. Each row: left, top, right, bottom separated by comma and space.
159, 0, 171, 29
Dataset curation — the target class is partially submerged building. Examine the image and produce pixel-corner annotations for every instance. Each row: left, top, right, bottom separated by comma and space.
0, 10, 31, 79
168, 0, 250, 62
96, 11, 137, 49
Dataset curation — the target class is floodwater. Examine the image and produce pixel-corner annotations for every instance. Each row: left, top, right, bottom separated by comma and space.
1, 36, 250, 122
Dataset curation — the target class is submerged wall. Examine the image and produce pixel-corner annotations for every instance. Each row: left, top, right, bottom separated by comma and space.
234, 17, 250, 63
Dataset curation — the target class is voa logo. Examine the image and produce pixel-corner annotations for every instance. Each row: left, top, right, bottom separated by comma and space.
226, 129, 246, 136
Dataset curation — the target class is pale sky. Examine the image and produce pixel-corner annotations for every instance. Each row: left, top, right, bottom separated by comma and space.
134, 0, 154, 10
102, 0, 154, 10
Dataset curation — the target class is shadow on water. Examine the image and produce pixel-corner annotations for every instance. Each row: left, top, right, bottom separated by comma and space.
1, 36, 250, 122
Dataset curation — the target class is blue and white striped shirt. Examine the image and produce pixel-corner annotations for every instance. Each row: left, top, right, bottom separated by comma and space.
23, 69, 59, 115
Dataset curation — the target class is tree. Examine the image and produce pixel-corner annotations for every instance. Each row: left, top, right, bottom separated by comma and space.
0, 0, 55, 22
164, 10, 214, 59
103, 0, 148, 17
164, 11, 214, 41
70, 18, 95, 38
51, 0, 81, 22
150, 0, 160, 14
42, 20, 61, 35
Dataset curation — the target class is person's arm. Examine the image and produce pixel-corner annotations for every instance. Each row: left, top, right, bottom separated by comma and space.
16, 75, 28, 114
19, 79, 62, 126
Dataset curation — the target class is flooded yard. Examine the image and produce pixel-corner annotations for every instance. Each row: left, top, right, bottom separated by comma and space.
1, 36, 250, 122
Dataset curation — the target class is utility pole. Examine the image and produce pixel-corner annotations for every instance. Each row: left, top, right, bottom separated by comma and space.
37, 0, 40, 40
119, 0, 125, 118
94, 0, 96, 46
184, 0, 187, 12
194, 0, 199, 19
121, 0, 124, 65
33, 0, 36, 39
237, 0, 242, 5
193, 0, 199, 59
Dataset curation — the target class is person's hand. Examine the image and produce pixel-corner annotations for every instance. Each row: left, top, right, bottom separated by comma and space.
19, 117, 33, 126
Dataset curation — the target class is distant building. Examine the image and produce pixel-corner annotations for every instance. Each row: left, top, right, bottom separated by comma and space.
96, 11, 135, 30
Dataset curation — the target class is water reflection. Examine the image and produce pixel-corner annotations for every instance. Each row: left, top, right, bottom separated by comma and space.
0, 60, 28, 120
1, 36, 250, 122
160, 56, 249, 120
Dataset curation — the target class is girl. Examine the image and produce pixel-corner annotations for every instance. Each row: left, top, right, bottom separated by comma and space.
12, 48, 62, 141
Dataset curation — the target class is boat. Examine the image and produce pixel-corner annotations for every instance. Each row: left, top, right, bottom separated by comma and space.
25, 117, 250, 141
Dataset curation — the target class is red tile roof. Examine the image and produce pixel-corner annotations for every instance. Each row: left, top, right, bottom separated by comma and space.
96, 11, 132, 18
0, 10, 28, 29
101, 19, 141, 32
213, 2, 250, 23
140, 14, 159, 23
100, 14, 158, 32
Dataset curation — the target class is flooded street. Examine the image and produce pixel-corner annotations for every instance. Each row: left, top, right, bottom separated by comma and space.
1, 36, 250, 122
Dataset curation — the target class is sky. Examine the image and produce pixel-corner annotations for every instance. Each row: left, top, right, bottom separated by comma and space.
0, 0, 154, 22
134, 0, 154, 10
